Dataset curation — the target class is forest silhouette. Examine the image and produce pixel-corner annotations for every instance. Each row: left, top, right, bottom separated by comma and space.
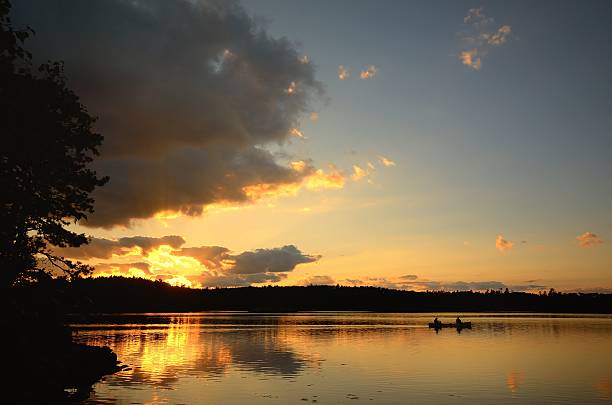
27, 276, 612, 314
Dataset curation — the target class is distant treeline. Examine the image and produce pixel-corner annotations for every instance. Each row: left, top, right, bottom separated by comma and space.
19, 276, 612, 314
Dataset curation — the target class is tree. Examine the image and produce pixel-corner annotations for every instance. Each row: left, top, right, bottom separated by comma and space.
0, 0, 108, 288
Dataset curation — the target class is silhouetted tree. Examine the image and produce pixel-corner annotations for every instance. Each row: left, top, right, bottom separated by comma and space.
0, 0, 107, 288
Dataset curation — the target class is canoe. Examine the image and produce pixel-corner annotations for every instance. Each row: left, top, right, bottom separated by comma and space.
428, 322, 471, 329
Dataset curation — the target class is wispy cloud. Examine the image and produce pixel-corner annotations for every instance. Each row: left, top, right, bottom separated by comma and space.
285, 80, 297, 94
496, 235, 514, 252
338, 65, 350, 80
486, 25, 512, 46
460, 49, 481, 70
378, 156, 396, 167
298, 275, 335, 286
459, 7, 512, 70
359, 65, 378, 79
289, 128, 305, 138
342, 275, 544, 292
351, 164, 369, 181
577, 232, 604, 248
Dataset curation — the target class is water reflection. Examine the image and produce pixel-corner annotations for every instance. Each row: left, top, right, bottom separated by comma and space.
73, 313, 612, 404
506, 370, 525, 394
594, 376, 611, 400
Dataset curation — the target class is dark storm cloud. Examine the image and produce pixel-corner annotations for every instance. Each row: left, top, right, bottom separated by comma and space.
89, 145, 304, 226
54, 234, 185, 259
13, 0, 323, 227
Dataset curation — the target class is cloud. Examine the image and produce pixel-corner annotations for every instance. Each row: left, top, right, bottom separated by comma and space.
576, 232, 604, 248
463, 7, 493, 28
496, 235, 514, 252
310, 112, 319, 122
13, 0, 327, 228
428, 280, 507, 291
486, 25, 512, 46
378, 156, 396, 167
94, 262, 152, 277
347, 276, 525, 292
58, 235, 320, 288
238, 161, 345, 201
192, 244, 320, 287
228, 245, 320, 274
54, 235, 186, 259
342, 279, 364, 285
460, 49, 481, 70
175, 246, 229, 269
351, 164, 369, 181
298, 275, 335, 286
301, 165, 345, 190
289, 128, 305, 138
459, 7, 512, 70
507, 283, 546, 291
338, 65, 350, 80
198, 272, 286, 288
359, 65, 377, 79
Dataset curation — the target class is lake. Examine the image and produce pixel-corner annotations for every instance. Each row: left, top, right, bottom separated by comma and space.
72, 313, 612, 404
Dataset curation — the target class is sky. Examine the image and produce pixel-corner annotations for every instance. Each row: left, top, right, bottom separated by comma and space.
12, 0, 612, 291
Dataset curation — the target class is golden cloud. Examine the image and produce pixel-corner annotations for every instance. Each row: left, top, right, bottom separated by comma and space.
487, 25, 512, 46
351, 164, 368, 181
459, 7, 512, 70
379, 156, 396, 167
360, 65, 378, 80
460, 49, 481, 70
338, 65, 350, 80
285, 81, 297, 94
289, 128, 305, 138
576, 232, 603, 248
496, 235, 514, 252
303, 166, 345, 190
83, 242, 320, 288
242, 162, 345, 201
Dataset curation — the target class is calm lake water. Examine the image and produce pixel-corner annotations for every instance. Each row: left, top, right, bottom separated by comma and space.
72, 313, 612, 404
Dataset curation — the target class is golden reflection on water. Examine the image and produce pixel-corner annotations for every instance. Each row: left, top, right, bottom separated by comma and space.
594, 376, 611, 399
73, 313, 612, 404
506, 370, 525, 394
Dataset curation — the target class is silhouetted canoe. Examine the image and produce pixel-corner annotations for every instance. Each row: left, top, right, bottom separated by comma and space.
428, 322, 472, 329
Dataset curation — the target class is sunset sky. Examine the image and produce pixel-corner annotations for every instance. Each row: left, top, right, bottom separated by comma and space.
13, 0, 612, 291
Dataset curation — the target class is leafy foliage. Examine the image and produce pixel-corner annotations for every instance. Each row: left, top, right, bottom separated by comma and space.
0, 0, 107, 287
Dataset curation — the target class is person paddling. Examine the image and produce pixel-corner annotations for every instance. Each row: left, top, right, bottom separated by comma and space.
456, 316, 461, 325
